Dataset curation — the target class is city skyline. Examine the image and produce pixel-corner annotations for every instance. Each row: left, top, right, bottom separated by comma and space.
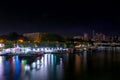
1, 31, 120, 43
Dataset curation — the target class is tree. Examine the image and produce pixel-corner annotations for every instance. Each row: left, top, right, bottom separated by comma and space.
41, 34, 64, 42
7, 32, 19, 41
4, 41, 14, 48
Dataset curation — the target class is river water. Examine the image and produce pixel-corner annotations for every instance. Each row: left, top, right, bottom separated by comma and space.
0, 47, 120, 80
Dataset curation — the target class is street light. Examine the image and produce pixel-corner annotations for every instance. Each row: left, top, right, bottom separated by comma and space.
18, 39, 24, 43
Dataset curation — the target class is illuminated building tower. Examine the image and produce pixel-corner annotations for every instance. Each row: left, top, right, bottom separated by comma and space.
105, 36, 111, 42
83, 33, 88, 41
92, 30, 96, 41
118, 36, 120, 41
99, 33, 105, 42
102, 34, 106, 41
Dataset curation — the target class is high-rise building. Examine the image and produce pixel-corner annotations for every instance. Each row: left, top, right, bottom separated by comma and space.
92, 30, 97, 41
118, 36, 120, 41
83, 33, 88, 41
92, 31, 106, 42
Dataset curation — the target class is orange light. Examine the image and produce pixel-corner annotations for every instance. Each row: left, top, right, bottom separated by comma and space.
18, 39, 23, 43
0, 39, 4, 43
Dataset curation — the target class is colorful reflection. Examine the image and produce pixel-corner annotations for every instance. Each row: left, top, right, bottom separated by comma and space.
74, 54, 81, 75
0, 57, 4, 80
4, 59, 10, 77
0, 50, 120, 80
14, 56, 20, 80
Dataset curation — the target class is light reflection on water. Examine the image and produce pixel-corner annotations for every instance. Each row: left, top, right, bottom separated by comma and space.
0, 47, 120, 80
0, 54, 64, 80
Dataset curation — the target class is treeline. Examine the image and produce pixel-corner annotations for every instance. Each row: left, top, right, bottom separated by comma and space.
0, 32, 28, 41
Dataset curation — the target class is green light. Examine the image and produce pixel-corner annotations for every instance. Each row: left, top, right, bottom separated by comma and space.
24, 59, 27, 65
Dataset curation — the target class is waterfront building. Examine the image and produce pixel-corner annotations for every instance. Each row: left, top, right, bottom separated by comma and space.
23, 32, 45, 42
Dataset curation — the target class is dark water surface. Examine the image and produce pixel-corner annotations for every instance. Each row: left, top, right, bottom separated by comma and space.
0, 47, 120, 80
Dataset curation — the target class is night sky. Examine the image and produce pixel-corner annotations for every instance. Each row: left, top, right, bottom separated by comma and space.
0, 0, 118, 36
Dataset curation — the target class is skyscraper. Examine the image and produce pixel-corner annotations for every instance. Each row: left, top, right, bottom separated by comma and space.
83, 33, 88, 41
